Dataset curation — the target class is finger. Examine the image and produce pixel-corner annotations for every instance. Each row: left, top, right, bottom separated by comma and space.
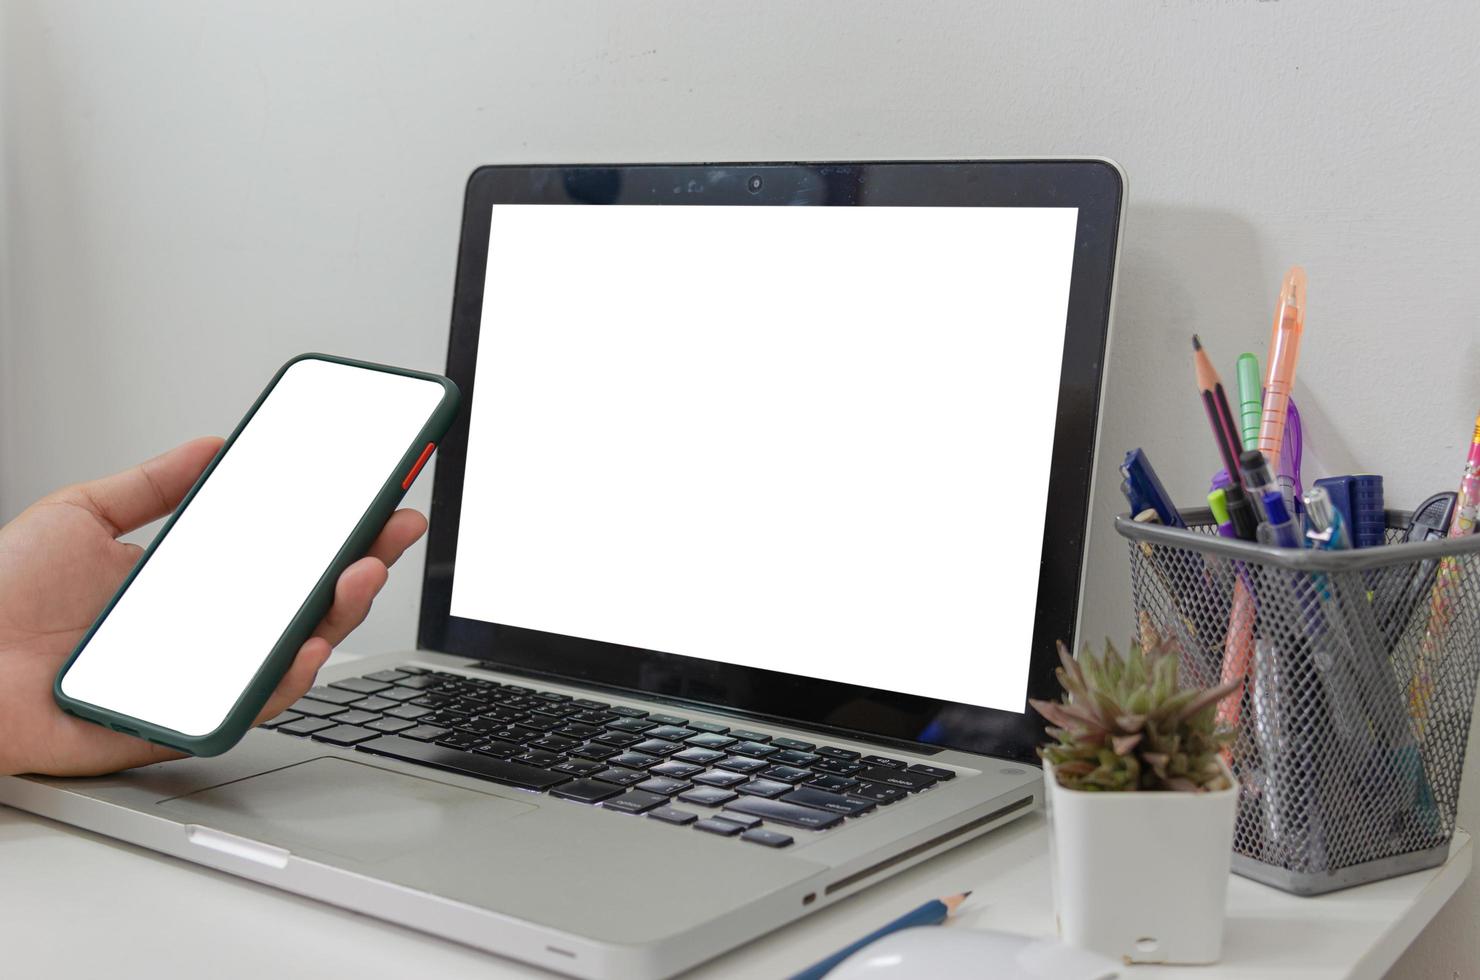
312, 555, 389, 648
364, 509, 427, 569
255, 637, 335, 723
56, 436, 224, 538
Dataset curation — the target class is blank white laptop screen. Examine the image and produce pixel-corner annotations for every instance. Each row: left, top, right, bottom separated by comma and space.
451, 204, 1077, 712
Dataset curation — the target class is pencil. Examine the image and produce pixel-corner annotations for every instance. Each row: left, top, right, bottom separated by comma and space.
787, 892, 971, 980
1192, 336, 1258, 542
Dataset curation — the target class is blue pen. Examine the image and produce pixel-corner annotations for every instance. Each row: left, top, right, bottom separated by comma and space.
1259, 489, 1300, 549
1120, 449, 1185, 528
787, 893, 970, 980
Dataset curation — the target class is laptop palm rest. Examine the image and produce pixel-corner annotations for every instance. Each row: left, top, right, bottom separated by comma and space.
158, 757, 538, 864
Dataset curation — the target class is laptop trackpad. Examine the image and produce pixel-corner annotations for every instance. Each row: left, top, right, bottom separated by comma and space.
157, 757, 537, 864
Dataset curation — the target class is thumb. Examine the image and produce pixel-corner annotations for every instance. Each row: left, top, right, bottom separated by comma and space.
55, 437, 224, 538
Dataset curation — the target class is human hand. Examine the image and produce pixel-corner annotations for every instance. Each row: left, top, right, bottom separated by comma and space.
0, 437, 426, 777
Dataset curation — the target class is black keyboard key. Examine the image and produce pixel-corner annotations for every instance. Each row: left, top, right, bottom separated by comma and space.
534, 691, 572, 703
736, 778, 792, 799
377, 687, 423, 703
907, 763, 957, 782
571, 743, 622, 761
572, 711, 618, 725
727, 729, 771, 743
647, 805, 699, 825
553, 759, 605, 777
531, 734, 581, 752
385, 704, 434, 721
631, 739, 682, 757
398, 724, 451, 742
489, 725, 542, 744
807, 773, 860, 793
710, 810, 761, 829
813, 759, 866, 776
724, 797, 843, 830
363, 669, 410, 683
593, 730, 644, 748
514, 748, 564, 767
782, 786, 876, 816
330, 677, 393, 695
550, 779, 623, 804
609, 751, 661, 769
694, 817, 744, 837
685, 732, 737, 750
358, 736, 570, 790
436, 731, 486, 750
365, 716, 416, 734
686, 720, 730, 734
594, 767, 648, 787
771, 737, 817, 752
647, 713, 689, 727
650, 761, 704, 780
603, 789, 667, 814
606, 718, 655, 734
311, 724, 382, 746
277, 716, 336, 736
521, 713, 563, 731
410, 692, 456, 708
716, 755, 769, 774
742, 828, 794, 848
849, 782, 908, 805
635, 776, 692, 796
609, 705, 648, 718
816, 746, 861, 761
760, 765, 813, 784
863, 755, 906, 770
288, 697, 346, 719
674, 747, 725, 765
573, 698, 610, 710
350, 696, 398, 713
772, 750, 820, 767
307, 686, 366, 706
475, 741, 516, 759
692, 769, 748, 788
455, 717, 503, 736
558, 721, 602, 739
678, 786, 738, 808
858, 766, 938, 792
394, 675, 438, 690
260, 711, 303, 729
646, 725, 696, 742
394, 665, 429, 674
330, 709, 383, 727
729, 741, 778, 759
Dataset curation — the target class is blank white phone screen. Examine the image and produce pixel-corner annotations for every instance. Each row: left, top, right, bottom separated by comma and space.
451, 204, 1078, 712
60, 358, 446, 738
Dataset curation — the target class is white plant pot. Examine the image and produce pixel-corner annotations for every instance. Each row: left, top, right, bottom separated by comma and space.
1044, 760, 1238, 965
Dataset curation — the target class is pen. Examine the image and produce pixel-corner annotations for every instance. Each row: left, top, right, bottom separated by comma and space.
1208, 488, 1237, 539
1239, 449, 1281, 526
787, 892, 971, 980
1258, 266, 1307, 510
1259, 489, 1300, 549
1410, 409, 1480, 727
1237, 353, 1262, 452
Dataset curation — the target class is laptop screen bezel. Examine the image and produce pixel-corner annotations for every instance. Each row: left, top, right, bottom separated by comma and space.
419, 161, 1121, 764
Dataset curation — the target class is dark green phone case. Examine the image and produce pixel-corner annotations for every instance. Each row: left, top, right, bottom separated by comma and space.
52, 353, 462, 757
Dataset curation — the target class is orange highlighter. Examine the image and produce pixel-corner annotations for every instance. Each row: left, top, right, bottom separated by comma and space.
1258, 267, 1307, 489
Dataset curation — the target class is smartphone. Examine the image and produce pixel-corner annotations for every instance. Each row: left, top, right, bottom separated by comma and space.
54, 353, 461, 756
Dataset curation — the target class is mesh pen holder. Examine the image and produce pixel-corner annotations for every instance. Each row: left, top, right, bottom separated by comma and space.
1116, 508, 1480, 895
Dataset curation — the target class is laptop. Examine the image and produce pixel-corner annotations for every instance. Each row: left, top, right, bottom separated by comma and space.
0, 160, 1123, 979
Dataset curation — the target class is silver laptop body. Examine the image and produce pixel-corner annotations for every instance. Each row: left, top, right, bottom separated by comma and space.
0, 160, 1123, 979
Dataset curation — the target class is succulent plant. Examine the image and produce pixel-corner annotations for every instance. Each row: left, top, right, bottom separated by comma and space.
1030, 630, 1239, 792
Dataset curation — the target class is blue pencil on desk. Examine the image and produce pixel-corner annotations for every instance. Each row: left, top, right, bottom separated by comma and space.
787, 892, 971, 980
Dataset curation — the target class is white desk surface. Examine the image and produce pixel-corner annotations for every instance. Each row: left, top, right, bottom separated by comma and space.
0, 800, 1469, 980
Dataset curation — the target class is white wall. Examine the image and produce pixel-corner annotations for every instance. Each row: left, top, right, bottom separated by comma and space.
3, 2, 1478, 974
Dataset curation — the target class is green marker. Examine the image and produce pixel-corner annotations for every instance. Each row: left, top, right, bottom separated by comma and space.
1236, 353, 1262, 451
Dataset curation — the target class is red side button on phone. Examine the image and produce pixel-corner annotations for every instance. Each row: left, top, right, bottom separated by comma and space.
402, 442, 436, 490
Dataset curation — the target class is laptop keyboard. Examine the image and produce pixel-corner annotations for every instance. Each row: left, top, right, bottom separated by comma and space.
263, 665, 956, 848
